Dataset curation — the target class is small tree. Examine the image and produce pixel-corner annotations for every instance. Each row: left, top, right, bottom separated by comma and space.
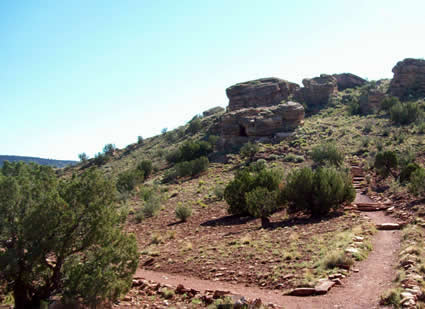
78, 152, 88, 162
224, 164, 283, 220
161, 128, 168, 135
103, 143, 116, 156
374, 151, 398, 178
246, 187, 278, 228
283, 167, 355, 217
0, 163, 139, 308
186, 116, 202, 135
137, 136, 144, 144
409, 166, 425, 196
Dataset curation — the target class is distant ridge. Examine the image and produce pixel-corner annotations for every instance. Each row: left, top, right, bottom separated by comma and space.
0, 155, 77, 168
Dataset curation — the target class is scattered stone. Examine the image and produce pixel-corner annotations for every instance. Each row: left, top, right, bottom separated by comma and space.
376, 223, 401, 230
175, 284, 186, 294
333, 279, 343, 286
353, 236, 364, 242
213, 290, 230, 299
352, 268, 360, 273
345, 247, 359, 255
288, 288, 317, 296
142, 258, 155, 266
314, 280, 336, 295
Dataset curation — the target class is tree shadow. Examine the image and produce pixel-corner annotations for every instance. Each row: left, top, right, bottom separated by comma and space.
266, 211, 345, 230
200, 214, 257, 227
167, 221, 185, 227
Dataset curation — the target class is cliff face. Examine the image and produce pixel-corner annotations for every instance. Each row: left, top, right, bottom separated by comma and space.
389, 58, 425, 99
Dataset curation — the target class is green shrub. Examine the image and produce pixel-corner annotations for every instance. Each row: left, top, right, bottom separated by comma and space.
224, 164, 282, 217
374, 151, 398, 178
347, 100, 361, 115
186, 116, 202, 135
363, 120, 374, 134
213, 184, 225, 200
283, 153, 304, 163
175, 157, 209, 178
142, 193, 161, 218
137, 136, 144, 144
400, 163, 420, 183
311, 143, 344, 167
175, 205, 192, 222
78, 152, 88, 162
167, 140, 213, 164
409, 167, 425, 196
93, 152, 110, 166
138, 160, 153, 178
283, 167, 355, 218
390, 101, 424, 125
321, 250, 354, 269
246, 187, 279, 228
116, 169, 145, 193
240, 142, 259, 160
380, 96, 400, 112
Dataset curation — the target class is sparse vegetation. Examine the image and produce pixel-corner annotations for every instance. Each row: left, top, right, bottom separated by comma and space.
175, 204, 192, 222
311, 142, 344, 167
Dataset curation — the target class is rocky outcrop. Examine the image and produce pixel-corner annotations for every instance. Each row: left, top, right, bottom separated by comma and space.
333, 73, 366, 90
220, 101, 304, 146
202, 106, 225, 117
226, 78, 299, 111
294, 74, 338, 106
359, 89, 385, 114
389, 58, 425, 99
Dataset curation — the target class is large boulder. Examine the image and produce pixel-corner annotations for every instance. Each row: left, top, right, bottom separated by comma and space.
226, 78, 299, 111
389, 58, 425, 99
221, 101, 304, 138
359, 89, 385, 114
333, 73, 366, 90
294, 74, 338, 106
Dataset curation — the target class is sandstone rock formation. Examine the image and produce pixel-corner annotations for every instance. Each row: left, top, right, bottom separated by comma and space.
359, 89, 385, 114
220, 101, 304, 146
294, 74, 338, 106
226, 78, 299, 111
202, 106, 225, 117
389, 58, 425, 99
332, 73, 366, 90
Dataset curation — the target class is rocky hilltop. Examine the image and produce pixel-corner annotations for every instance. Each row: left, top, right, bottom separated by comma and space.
389, 58, 425, 99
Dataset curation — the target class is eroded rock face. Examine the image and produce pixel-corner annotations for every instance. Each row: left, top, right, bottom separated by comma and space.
333, 73, 366, 90
220, 101, 304, 141
389, 58, 425, 99
294, 74, 338, 106
226, 78, 299, 111
359, 89, 385, 114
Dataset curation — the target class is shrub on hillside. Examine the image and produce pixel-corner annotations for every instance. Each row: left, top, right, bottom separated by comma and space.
175, 156, 209, 178
283, 167, 355, 218
347, 100, 362, 115
400, 163, 421, 183
175, 204, 192, 222
103, 143, 116, 156
311, 143, 344, 167
137, 160, 153, 178
78, 152, 88, 162
224, 164, 283, 218
409, 166, 425, 196
186, 116, 202, 135
93, 152, 110, 166
374, 151, 398, 178
380, 96, 400, 112
390, 101, 424, 125
240, 142, 259, 161
166, 140, 213, 164
116, 169, 145, 193
137, 136, 144, 144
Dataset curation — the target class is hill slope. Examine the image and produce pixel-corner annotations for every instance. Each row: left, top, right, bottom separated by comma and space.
0, 155, 77, 168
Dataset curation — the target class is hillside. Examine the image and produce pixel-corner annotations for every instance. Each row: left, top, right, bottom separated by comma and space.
3, 57, 425, 308
0, 155, 77, 168
57, 58, 425, 307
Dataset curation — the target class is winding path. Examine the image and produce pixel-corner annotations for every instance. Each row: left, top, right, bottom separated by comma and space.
136, 189, 401, 308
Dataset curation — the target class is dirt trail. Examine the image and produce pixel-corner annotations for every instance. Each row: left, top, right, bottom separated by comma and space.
136, 192, 400, 309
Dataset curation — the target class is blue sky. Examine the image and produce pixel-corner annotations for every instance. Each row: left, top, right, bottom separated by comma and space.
1, 0, 424, 160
